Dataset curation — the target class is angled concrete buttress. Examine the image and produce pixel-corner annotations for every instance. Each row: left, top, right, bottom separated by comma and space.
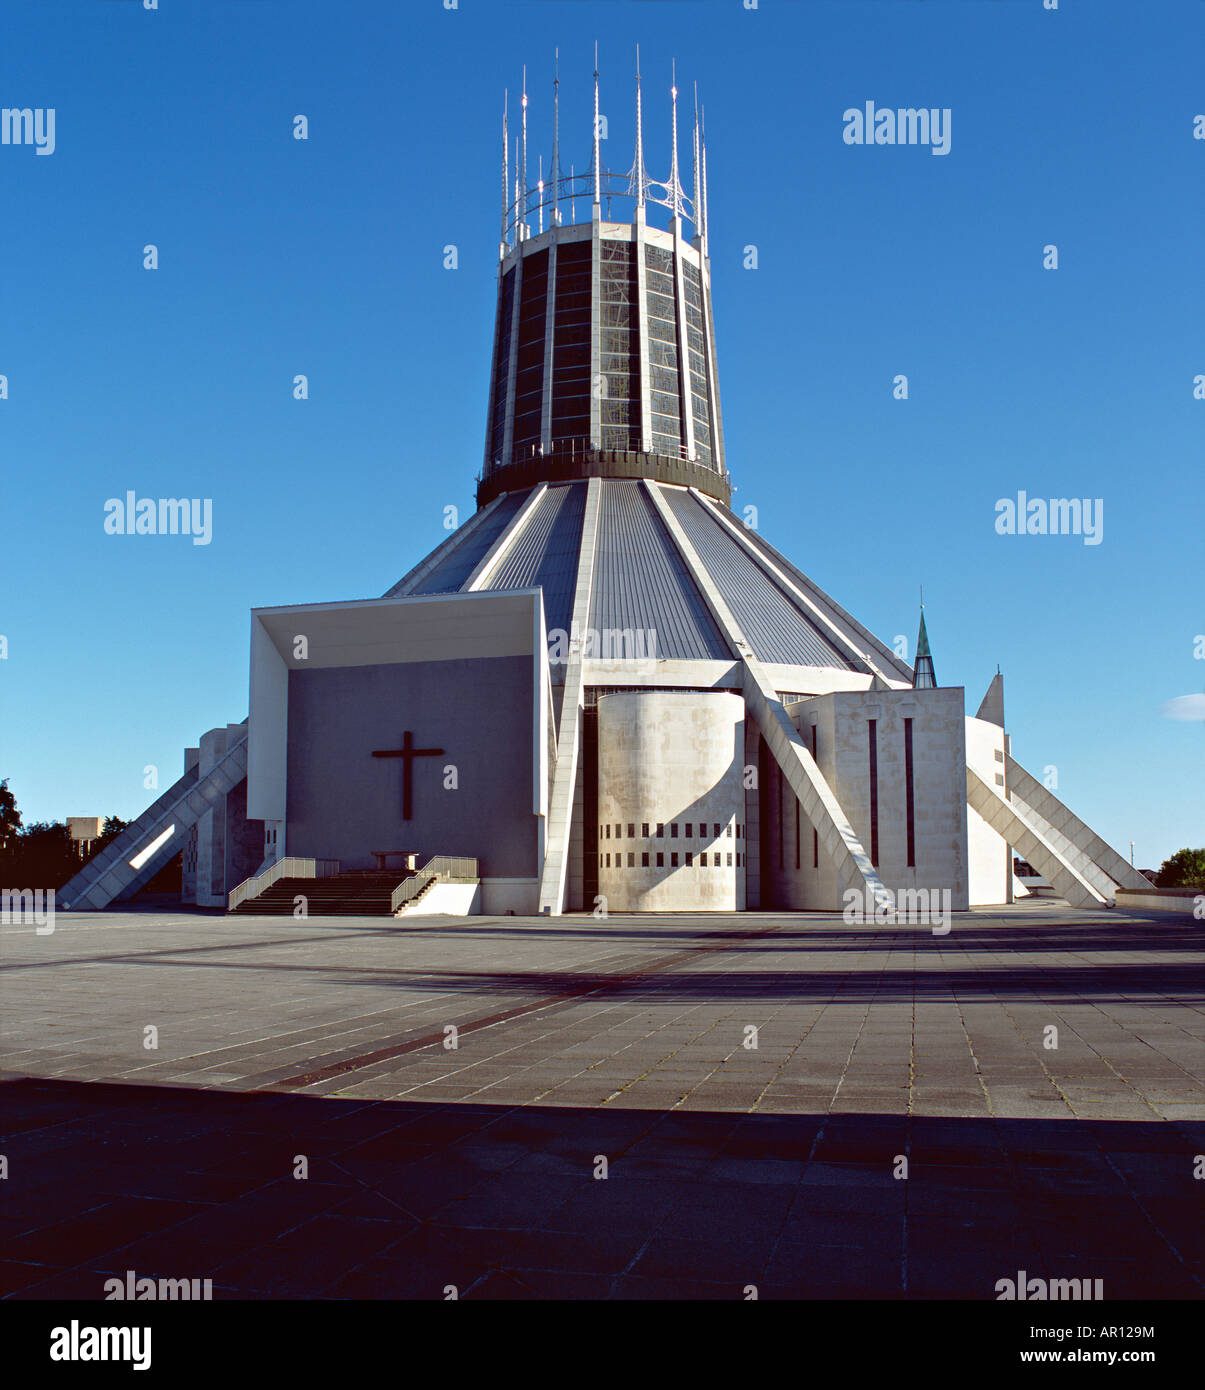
1004, 754, 1148, 895
537, 477, 602, 915
965, 764, 1110, 909
644, 480, 894, 915
58, 737, 249, 910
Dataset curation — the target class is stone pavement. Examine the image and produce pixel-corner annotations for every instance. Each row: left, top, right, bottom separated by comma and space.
0, 904, 1201, 1298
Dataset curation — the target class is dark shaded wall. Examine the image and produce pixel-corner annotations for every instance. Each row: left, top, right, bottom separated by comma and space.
286, 655, 536, 878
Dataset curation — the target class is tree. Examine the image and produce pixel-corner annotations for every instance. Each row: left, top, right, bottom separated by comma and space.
8, 821, 80, 888
0, 778, 21, 853
1155, 848, 1205, 890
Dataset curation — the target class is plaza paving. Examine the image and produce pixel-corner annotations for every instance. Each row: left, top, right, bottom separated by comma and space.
0, 904, 1201, 1298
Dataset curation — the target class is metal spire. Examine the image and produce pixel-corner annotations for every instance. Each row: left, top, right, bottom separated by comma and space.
570, 161, 576, 222
692, 81, 700, 237
538, 154, 544, 235
592, 42, 601, 207
669, 60, 682, 218
700, 104, 710, 254
630, 44, 646, 209
551, 48, 561, 226
501, 90, 509, 246
913, 603, 937, 690
520, 66, 528, 236
513, 136, 520, 242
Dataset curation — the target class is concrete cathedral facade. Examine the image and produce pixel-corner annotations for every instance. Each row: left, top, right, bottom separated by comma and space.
60, 62, 1146, 920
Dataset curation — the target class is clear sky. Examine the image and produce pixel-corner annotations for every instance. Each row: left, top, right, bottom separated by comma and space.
2, 0, 1201, 868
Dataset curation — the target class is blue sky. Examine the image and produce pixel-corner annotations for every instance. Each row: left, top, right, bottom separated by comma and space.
2, 0, 1201, 867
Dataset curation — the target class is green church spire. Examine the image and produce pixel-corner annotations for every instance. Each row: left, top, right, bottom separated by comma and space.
913, 606, 937, 689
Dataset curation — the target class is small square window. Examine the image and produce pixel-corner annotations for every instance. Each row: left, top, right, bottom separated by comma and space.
656, 852, 664, 868
641, 852, 649, 867
736, 852, 742, 867
641, 822, 649, 838
605, 824, 611, 839
627, 823, 635, 839
628, 852, 635, 867
727, 852, 733, 867
736, 825, 742, 839
685, 852, 693, 867
656, 823, 664, 837
615, 823, 621, 838
994, 748, 1004, 763
713, 823, 720, 838
671, 823, 678, 838
685, 823, 693, 838
726, 824, 733, 838
605, 853, 610, 867
995, 773, 1005, 786
671, 852, 679, 868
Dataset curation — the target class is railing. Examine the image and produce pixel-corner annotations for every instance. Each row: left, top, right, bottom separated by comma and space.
391, 856, 479, 915
228, 856, 340, 912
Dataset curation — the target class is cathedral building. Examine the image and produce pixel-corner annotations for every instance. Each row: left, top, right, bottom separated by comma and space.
59, 59, 1146, 919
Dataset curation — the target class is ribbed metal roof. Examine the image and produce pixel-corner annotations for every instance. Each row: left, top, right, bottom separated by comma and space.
658, 486, 853, 669
590, 479, 730, 660
385, 478, 904, 676
407, 488, 532, 596
733, 514, 915, 683
487, 483, 585, 636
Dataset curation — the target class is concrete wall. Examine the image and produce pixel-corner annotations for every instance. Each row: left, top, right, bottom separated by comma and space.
182, 723, 260, 907
596, 691, 746, 910
397, 881, 482, 917
768, 687, 969, 911
1114, 888, 1200, 916
966, 715, 1012, 906
480, 878, 541, 914
285, 655, 538, 878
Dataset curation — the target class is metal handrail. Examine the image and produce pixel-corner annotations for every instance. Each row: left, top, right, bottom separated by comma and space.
228, 856, 340, 912
391, 856, 479, 914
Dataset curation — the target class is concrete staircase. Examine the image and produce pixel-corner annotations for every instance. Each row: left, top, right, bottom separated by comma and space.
230, 870, 403, 916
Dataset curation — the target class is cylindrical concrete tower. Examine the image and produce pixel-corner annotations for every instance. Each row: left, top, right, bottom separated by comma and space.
479, 60, 727, 508
596, 691, 745, 911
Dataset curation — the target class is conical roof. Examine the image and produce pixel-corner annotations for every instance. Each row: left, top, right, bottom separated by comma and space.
386, 478, 914, 687
913, 608, 937, 689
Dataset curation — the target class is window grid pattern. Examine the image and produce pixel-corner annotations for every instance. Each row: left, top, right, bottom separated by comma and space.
644, 245, 682, 457
511, 248, 549, 462
599, 241, 641, 451
550, 241, 592, 445
681, 260, 713, 467
488, 267, 516, 464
